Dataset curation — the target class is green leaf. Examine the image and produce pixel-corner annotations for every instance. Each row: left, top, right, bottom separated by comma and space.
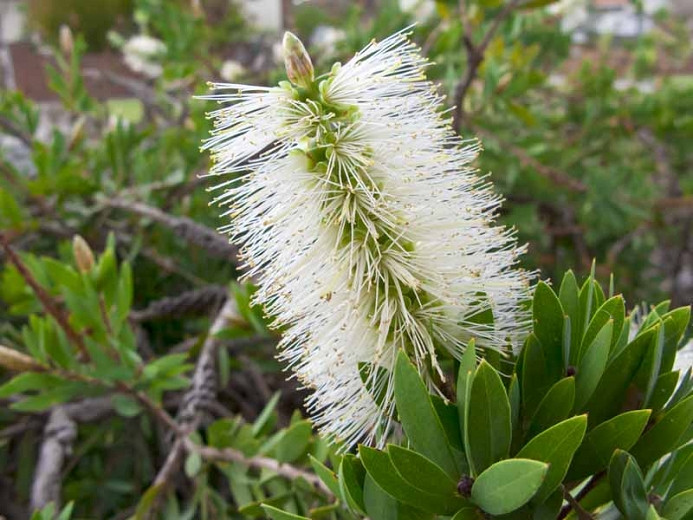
111, 394, 142, 418
532, 282, 564, 381
364, 474, 397, 520
631, 395, 693, 468
184, 452, 202, 478
526, 377, 575, 440
471, 459, 548, 515
663, 489, 693, 520
575, 320, 612, 410
559, 271, 580, 353
273, 420, 312, 463
585, 328, 655, 426
532, 489, 563, 520
456, 339, 477, 437
578, 296, 624, 360
660, 307, 691, 373
387, 445, 457, 496
252, 391, 281, 437
609, 450, 649, 520
450, 507, 485, 519
668, 451, 693, 499
308, 455, 340, 496
394, 350, 458, 478
261, 505, 309, 520
0, 372, 63, 398
339, 455, 366, 515
567, 409, 651, 481
521, 334, 552, 417
649, 371, 679, 412
517, 415, 587, 502
359, 446, 467, 515
467, 360, 511, 474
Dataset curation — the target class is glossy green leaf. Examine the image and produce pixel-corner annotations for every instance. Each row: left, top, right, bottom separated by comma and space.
575, 320, 612, 410
359, 446, 468, 515
364, 474, 397, 520
394, 350, 458, 478
467, 360, 511, 473
450, 507, 485, 519
532, 281, 564, 381
567, 409, 651, 481
387, 445, 457, 496
456, 339, 477, 436
559, 270, 580, 355
339, 455, 366, 515
631, 395, 693, 468
261, 505, 309, 520
609, 450, 648, 520
660, 307, 691, 373
517, 415, 587, 502
521, 334, 552, 417
273, 420, 312, 463
585, 328, 655, 426
526, 377, 575, 440
471, 459, 548, 515
649, 371, 679, 412
308, 455, 340, 496
663, 489, 693, 520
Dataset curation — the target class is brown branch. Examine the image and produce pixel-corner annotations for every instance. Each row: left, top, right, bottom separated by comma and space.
560, 485, 595, 520
452, 0, 523, 129
473, 126, 588, 193
0, 233, 90, 360
0, 115, 32, 147
30, 407, 77, 510
130, 285, 228, 322
184, 440, 333, 498
104, 199, 240, 263
148, 297, 241, 506
558, 473, 605, 520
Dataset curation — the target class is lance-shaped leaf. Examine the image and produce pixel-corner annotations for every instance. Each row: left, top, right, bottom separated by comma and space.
467, 360, 511, 474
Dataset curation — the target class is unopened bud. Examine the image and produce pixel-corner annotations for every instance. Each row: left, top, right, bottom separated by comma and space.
190, 0, 204, 17
0, 345, 45, 372
73, 235, 95, 273
282, 32, 314, 89
59, 25, 74, 56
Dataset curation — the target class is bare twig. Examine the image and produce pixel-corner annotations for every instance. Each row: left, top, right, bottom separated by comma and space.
560, 485, 595, 519
452, 0, 523, 128
31, 407, 77, 510
149, 297, 241, 501
130, 285, 228, 322
0, 233, 90, 360
104, 199, 240, 263
184, 440, 333, 497
558, 473, 604, 520
0, 115, 32, 147
473, 126, 588, 193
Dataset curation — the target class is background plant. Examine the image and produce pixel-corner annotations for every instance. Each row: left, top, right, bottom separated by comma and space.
0, 0, 691, 518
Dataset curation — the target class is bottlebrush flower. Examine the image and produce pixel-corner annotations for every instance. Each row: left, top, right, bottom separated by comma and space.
201, 29, 531, 449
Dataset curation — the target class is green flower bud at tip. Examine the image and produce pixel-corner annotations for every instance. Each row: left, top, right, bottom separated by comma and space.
282, 31, 314, 89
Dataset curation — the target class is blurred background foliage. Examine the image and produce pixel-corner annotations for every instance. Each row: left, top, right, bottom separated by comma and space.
0, 0, 691, 517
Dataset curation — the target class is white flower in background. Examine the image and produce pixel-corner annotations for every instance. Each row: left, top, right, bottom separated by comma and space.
219, 60, 246, 82
201, 30, 531, 449
399, 0, 436, 20
122, 34, 166, 79
310, 25, 346, 57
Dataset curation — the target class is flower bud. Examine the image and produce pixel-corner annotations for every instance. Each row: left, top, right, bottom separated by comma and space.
282, 31, 314, 89
59, 25, 74, 56
0, 345, 45, 372
73, 235, 95, 273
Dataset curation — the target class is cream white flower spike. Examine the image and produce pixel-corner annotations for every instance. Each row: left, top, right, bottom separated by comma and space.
201, 29, 532, 449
